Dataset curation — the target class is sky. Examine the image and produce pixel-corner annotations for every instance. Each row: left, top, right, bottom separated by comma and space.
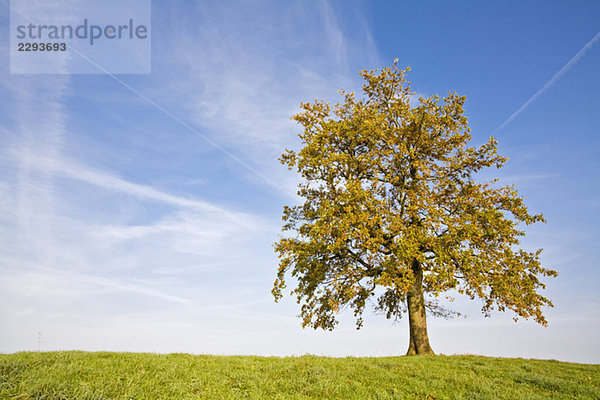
0, 0, 599, 364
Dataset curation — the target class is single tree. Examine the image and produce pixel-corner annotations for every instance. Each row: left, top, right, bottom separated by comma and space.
273, 62, 557, 355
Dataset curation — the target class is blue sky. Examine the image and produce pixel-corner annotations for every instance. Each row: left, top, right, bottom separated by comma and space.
1, 0, 599, 363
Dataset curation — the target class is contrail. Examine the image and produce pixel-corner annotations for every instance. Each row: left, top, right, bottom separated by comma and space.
3, 0, 298, 200
497, 30, 600, 132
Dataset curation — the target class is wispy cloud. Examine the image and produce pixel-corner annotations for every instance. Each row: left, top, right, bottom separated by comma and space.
0, 267, 192, 305
0, 45, 276, 350
497, 30, 600, 132
147, 0, 380, 196
9, 150, 258, 221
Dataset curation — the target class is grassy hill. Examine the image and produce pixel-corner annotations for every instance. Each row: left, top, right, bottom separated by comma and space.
1, 352, 598, 399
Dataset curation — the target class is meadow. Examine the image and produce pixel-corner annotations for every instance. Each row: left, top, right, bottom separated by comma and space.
1, 351, 598, 399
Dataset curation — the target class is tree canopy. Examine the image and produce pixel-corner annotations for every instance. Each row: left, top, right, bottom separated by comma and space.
273, 62, 557, 354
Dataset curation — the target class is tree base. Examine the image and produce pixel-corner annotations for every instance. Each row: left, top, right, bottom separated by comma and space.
406, 336, 435, 355
405, 346, 435, 356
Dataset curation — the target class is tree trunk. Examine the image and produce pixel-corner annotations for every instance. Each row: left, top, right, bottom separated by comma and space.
406, 260, 435, 355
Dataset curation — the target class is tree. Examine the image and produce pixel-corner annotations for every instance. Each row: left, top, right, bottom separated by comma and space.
272, 62, 558, 355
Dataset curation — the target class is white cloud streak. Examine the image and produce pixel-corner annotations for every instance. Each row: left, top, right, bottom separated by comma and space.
0, 267, 192, 305
497, 30, 600, 132
149, 0, 380, 197
11, 151, 253, 221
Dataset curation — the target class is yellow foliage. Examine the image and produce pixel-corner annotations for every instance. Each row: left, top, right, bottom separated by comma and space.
273, 62, 557, 331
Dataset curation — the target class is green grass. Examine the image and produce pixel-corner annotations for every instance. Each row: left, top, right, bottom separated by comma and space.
1, 352, 598, 399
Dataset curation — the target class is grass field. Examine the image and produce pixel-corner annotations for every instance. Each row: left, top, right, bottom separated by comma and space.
0, 352, 598, 399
